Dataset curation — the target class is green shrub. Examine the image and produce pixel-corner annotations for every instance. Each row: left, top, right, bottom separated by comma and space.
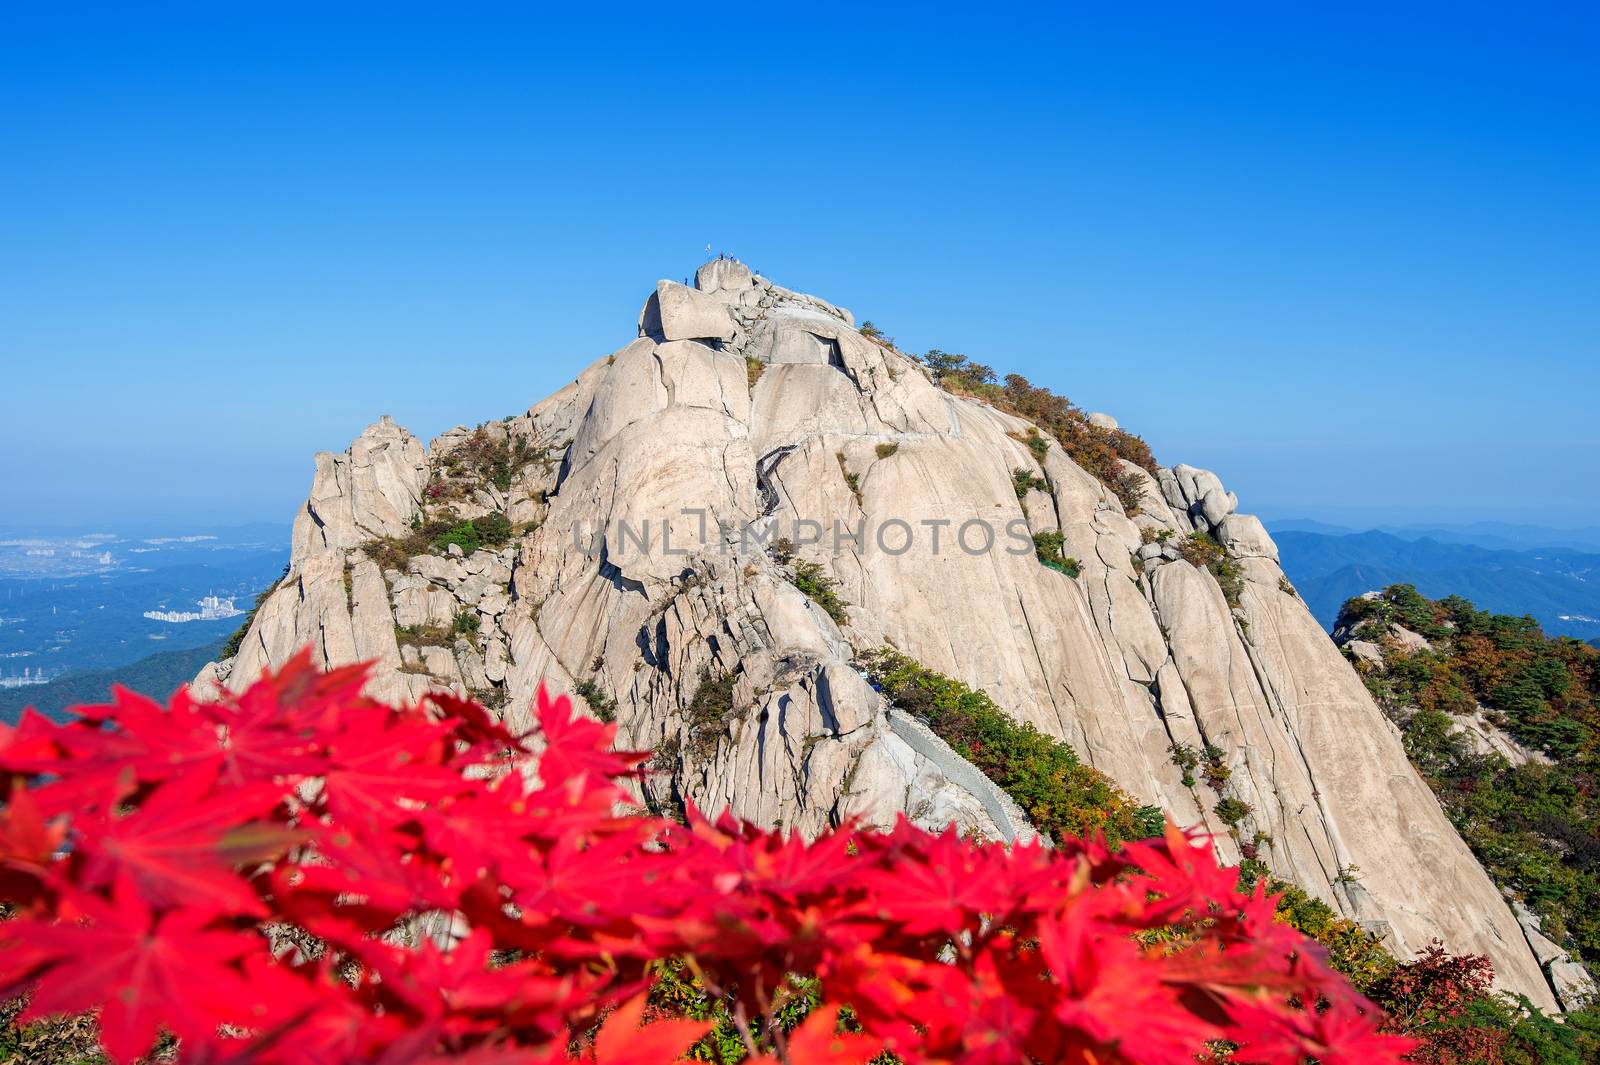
1339, 585, 1600, 968
1031, 531, 1080, 577
1169, 742, 1199, 787
0, 993, 161, 1064
574, 679, 616, 723
430, 427, 532, 498
395, 624, 451, 648
928, 362, 1156, 513
451, 610, 480, 637
1211, 555, 1245, 608
1239, 855, 1600, 1056
874, 442, 899, 459
1012, 467, 1048, 500
646, 960, 823, 1063
1335, 583, 1450, 641
1212, 796, 1252, 827
861, 649, 1162, 846
434, 520, 482, 556
685, 671, 737, 761
789, 559, 848, 626
835, 452, 862, 504
1178, 530, 1222, 567
766, 539, 848, 625
1202, 743, 1231, 789
367, 516, 451, 571
474, 511, 513, 547
470, 686, 507, 711
746, 356, 765, 390
1179, 532, 1244, 608
1236, 864, 1398, 994
650, 735, 681, 773
365, 508, 512, 571
1451, 995, 1600, 1063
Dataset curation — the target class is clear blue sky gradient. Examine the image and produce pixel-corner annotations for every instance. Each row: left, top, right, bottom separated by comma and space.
3, 3, 1596, 528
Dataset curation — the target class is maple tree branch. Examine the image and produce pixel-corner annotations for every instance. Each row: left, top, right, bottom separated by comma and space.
753, 978, 791, 1063
687, 956, 763, 1058
730, 1000, 762, 1059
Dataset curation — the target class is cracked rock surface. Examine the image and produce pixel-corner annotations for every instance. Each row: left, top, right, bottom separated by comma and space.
197, 258, 1556, 1009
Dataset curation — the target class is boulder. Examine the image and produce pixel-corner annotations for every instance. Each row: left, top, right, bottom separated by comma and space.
1550, 958, 1597, 1012
1199, 487, 1235, 527
640, 280, 737, 342
1345, 640, 1385, 670
1388, 625, 1431, 654
1216, 512, 1279, 560
1171, 463, 1225, 508
695, 258, 753, 294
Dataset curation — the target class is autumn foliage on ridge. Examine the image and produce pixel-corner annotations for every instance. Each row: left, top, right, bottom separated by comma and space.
0, 653, 1414, 1064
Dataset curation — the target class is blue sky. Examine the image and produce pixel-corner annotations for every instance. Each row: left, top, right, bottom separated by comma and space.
2, 3, 1596, 529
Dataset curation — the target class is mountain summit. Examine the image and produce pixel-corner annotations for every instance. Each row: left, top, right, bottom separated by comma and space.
199, 259, 1557, 1008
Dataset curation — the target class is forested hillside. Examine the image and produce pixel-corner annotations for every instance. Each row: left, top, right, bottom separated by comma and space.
0, 639, 223, 723
1335, 585, 1598, 1012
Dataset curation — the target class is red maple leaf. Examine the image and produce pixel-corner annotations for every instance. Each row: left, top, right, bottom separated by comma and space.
856, 826, 994, 936
587, 991, 710, 1064
1226, 995, 1418, 1065
0, 780, 65, 903
1036, 901, 1221, 1065
74, 768, 295, 917
744, 1005, 882, 1064
532, 685, 645, 787
0, 650, 1416, 1065
316, 706, 469, 829
6, 878, 260, 1063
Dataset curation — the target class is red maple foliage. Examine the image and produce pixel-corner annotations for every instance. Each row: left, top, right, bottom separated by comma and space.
0, 651, 1416, 1064
1368, 943, 1507, 1065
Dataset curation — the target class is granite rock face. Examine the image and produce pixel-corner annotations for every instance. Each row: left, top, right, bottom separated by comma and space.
198, 258, 1559, 1009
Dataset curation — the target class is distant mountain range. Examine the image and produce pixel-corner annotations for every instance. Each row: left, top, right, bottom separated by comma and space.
1269, 521, 1600, 641
1268, 518, 1600, 554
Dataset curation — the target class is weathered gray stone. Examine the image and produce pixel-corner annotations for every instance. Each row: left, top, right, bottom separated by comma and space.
695, 258, 753, 294
456, 639, 490, 690
292, 416, 429, 560
1389, 625, 1432, 654
1345, 639, 1385, 670
1199, 487, 1234, 527
454, 572, 494, 605
1217, 512, 1279, 560
1514, 901, 1566, 967
194, 257, 1561, 1011
640, 280, 737, 342
1550, 958, 1597, 1012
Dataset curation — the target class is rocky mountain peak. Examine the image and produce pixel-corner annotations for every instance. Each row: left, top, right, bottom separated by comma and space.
200, 259, 1562, 1010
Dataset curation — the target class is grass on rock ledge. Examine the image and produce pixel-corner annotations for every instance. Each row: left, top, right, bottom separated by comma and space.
860, 648, 1161, 846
